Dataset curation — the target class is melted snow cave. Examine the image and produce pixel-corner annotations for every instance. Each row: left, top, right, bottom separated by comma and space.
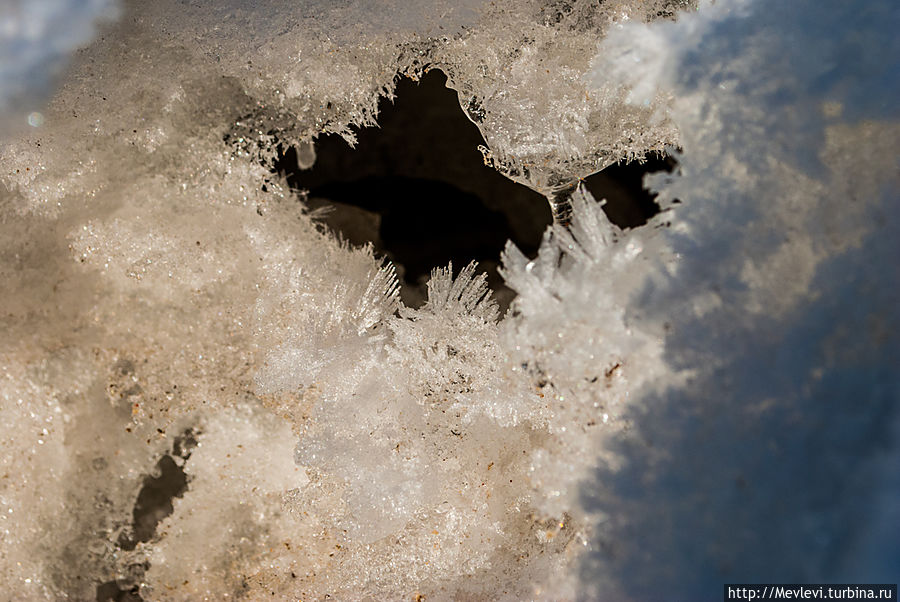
275, 70, 671, 307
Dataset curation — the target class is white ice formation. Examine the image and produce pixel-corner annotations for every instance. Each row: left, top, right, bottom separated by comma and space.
0, 0, 897, 600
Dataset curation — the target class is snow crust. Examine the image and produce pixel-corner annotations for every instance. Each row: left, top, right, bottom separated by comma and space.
0, 0, 897, 599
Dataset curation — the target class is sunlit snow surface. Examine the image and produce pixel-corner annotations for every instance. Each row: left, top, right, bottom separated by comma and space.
0, 0, 897, 599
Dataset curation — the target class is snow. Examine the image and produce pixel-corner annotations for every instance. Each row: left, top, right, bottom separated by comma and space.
0, 0, 896, 599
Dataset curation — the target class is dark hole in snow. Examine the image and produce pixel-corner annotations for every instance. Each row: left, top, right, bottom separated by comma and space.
100, 430, 198, 601
125, 454, 187, 546
306, 174, 519, 308
119, 429, 197, 551
583, 154, 677, 229
273, 69, 672, 308
96, 581, 142, 602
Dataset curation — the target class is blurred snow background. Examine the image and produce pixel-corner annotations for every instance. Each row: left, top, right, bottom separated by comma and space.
0, 0, 897, 599
580, 1, 900, 596
0, 0, 118, 132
